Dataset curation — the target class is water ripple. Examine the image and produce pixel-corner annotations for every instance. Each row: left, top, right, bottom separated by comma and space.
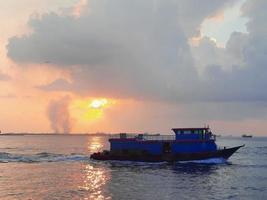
0, 152, 90, 163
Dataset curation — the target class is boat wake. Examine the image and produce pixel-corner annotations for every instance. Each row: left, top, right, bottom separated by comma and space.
0, 152, 90, 163
97, 158, 228, 167
0, 152, 228, 165
178, 158, 227, 164
107, 160, 167, 166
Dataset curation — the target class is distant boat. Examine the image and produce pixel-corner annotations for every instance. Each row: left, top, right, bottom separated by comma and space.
242, 134, 253, 138
143, 133, 160, 136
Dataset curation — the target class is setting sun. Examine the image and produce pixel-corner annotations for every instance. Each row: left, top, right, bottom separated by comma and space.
89, 99, 108, 109
70, 98, 116, 126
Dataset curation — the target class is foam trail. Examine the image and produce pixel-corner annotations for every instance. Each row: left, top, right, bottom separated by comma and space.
178, 158, 227, 164
108, 160, 167, 166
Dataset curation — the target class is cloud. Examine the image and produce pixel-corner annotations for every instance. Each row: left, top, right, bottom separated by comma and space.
189, 0, 267, 103
7, 0, 236, 102
6, 0, 267, 104
37, 78, 72, 91
0, 93, 16, 98
0, 72, 11, 81
5, 0, 267, 129
7, 0, 234, 67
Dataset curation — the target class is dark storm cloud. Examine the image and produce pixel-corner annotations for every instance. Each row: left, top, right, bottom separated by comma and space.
190, 0, 267, 103
37, 78, 72, 92
7, 0, 267, 105
7, 0, 233, 66
7, 0, 235, 102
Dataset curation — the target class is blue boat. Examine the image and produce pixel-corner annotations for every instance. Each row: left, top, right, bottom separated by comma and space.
90, 127, 244, 162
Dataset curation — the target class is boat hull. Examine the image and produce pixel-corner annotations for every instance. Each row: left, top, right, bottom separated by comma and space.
90, 145, 244, 162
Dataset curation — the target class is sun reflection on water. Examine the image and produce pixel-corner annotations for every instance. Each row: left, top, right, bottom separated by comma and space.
80, 164, 111, 200
78, 137, 110, 199
88, 136, 104, 153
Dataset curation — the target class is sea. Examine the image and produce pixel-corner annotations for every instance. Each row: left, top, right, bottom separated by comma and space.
0, 135, 266, 200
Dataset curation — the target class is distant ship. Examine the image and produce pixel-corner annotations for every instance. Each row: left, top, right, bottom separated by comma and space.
242, 134, 253, 138
91, 127, 244, 162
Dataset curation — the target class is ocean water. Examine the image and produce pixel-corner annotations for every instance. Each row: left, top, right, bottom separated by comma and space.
0, 135, 266, 200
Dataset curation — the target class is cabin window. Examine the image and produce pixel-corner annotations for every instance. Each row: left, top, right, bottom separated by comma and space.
184, 130, 191, 134
120, 133, 127, 139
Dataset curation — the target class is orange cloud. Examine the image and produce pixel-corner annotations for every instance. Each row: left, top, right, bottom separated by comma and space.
72, 0, 88, 18
207, 11, 225, 22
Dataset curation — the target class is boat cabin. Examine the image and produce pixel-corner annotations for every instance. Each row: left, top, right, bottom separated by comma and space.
109, 128, 217, 156
172, 127, 214, 140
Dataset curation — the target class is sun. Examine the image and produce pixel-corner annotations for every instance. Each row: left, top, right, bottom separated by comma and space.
89, 99, 108, 109
71, 98, 116, 124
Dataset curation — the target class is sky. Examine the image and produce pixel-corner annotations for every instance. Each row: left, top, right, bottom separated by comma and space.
1, 0, 267, 135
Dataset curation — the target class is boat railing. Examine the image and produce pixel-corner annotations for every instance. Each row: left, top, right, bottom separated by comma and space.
109, 134, 175, 141
143, 135, 175, 141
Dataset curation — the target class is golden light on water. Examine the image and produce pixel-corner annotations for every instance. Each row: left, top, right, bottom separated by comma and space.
80, 164, 111, 200
88, 136, 103, 152
79, 136, 110, 199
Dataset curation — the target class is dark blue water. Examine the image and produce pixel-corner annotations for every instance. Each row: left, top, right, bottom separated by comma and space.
0, 135, 266, 199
